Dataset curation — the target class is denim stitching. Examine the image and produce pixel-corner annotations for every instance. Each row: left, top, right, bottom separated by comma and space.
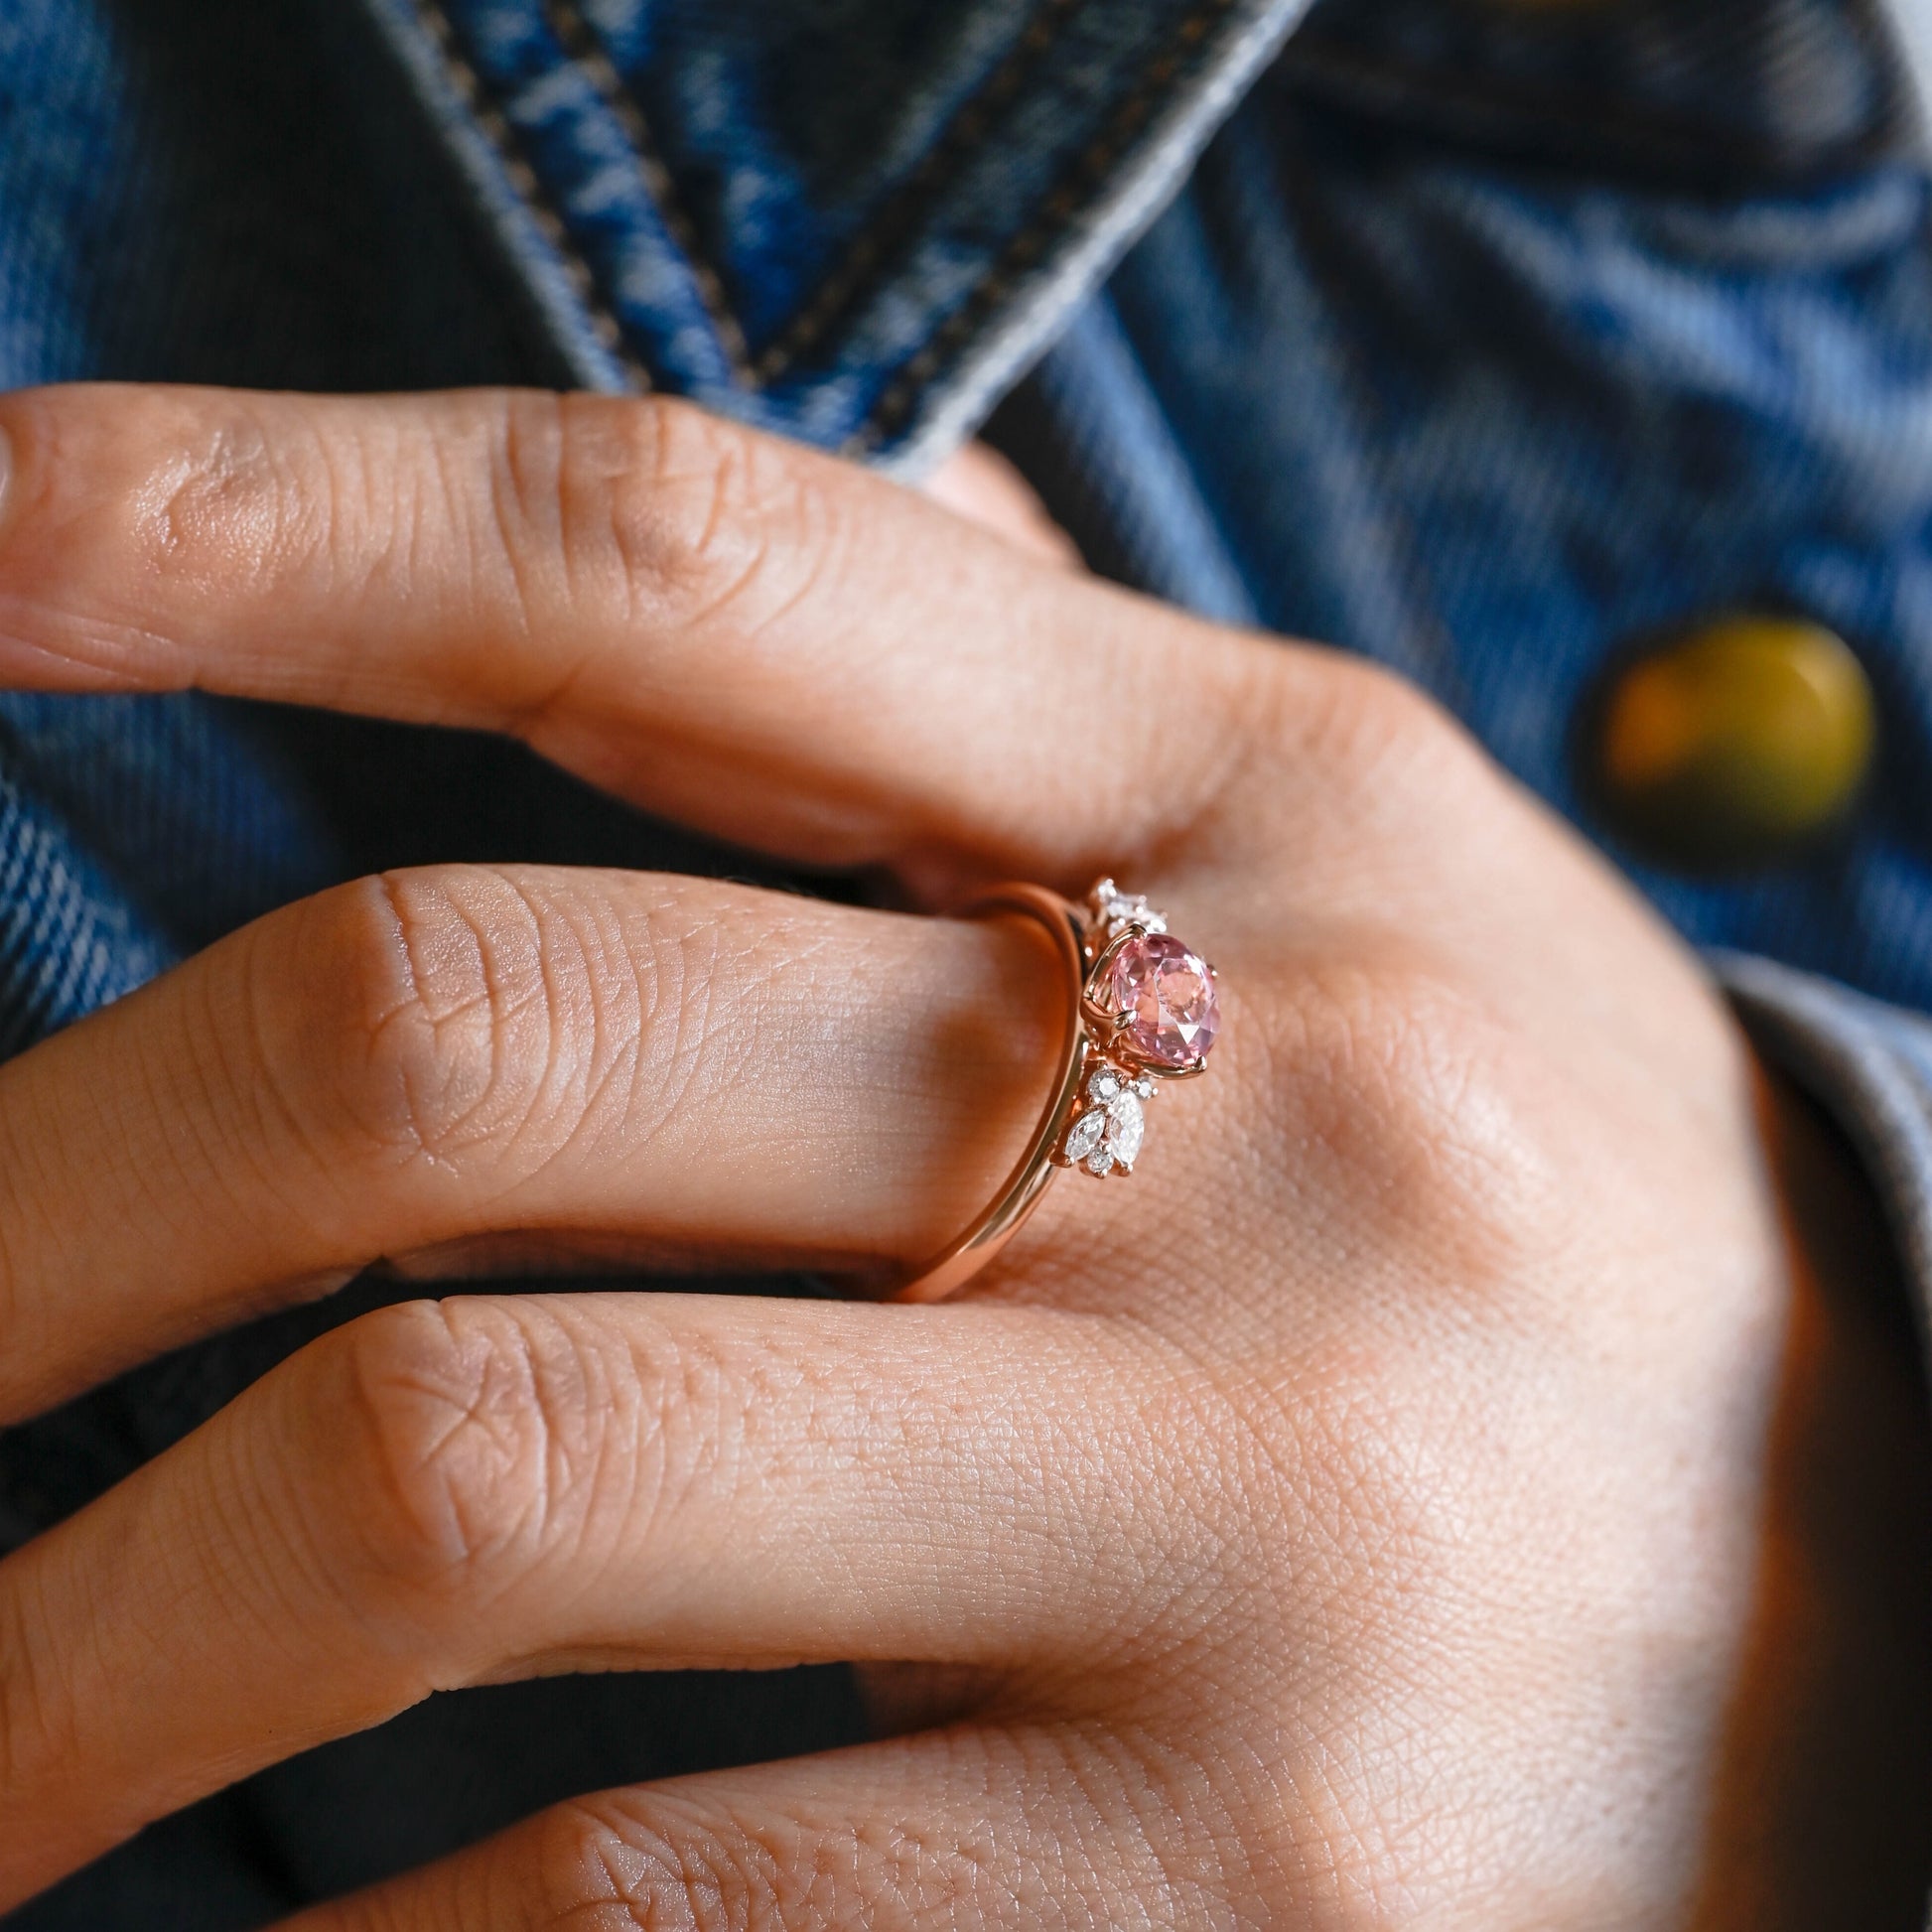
853, 0, 1237, 450
756, 0, 1089, 383
541, 0, 754, 383
408, 0, 653, 390
418, 0, 1239, 445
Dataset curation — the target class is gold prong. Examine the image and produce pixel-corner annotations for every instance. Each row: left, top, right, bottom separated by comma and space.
1079, 991, 1119, 1036
1083, 919, 1147, 985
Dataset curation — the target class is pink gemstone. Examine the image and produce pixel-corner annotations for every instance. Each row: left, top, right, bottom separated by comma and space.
1103, 932, 1219, 1069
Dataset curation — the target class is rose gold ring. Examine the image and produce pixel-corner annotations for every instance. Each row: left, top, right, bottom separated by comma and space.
896, 877, 1222, 1304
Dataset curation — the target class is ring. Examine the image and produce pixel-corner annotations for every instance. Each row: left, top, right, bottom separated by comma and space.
896, 877, 1222, 1303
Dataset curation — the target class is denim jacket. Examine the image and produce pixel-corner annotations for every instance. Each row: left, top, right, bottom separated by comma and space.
5, 1, 1932, 1923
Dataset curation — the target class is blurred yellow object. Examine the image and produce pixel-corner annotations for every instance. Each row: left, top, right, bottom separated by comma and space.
1590, 615, 1874, 870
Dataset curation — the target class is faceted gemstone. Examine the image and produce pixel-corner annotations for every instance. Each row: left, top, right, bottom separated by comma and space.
1064, 1108, 1106, 1166
1104, 1089, 1145, 1167
1102, 932, 1219, 1069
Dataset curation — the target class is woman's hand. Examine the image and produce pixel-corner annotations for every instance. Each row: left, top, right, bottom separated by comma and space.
0, 385, 1925, 1928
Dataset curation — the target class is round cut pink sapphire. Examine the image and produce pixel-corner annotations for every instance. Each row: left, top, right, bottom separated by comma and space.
1103, 932, 1219, 1069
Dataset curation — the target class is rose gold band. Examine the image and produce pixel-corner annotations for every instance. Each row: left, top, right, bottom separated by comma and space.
894, 878, 1221, 1303
894, 884, 1090, 1305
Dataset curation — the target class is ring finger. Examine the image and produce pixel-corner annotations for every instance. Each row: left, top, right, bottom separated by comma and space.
0, 863, 1065, 1422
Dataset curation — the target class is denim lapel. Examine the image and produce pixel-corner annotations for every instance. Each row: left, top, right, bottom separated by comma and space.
352, 0, 1310, 471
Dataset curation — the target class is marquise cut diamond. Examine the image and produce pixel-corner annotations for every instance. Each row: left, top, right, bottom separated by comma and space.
1105, 1089, 1145, 1167
1064, 1108, 1107, 1166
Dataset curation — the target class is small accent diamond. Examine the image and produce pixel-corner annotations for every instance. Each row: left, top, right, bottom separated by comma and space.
1085, 1147, 1115, 1175
1089, 877, 1168, 937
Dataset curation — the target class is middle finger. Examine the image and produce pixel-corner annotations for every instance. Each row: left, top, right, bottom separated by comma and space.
0, 384, 1287, 886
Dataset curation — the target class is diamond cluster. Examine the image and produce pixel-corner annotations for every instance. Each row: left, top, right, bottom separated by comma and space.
1059, 1062, 1157, 1177
1091, 878, 1168, 938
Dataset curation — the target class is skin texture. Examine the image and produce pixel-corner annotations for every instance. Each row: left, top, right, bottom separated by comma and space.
0, 384, 1923, 1928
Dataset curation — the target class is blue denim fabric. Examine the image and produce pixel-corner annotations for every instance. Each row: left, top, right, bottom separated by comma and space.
998, 1, 1932, 1009
1, 0, 1932, 1923
354, 0, 1310, 455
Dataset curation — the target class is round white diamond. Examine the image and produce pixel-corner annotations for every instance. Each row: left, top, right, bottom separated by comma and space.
1064, 1108, 1106, 1165
1085, 1147, 1115, 1175
1088, 1069, 1121, 1102
1104, 1090, 1145, 1168
1103, 896, 1166, 934
1133, 1078, 1155, 1100
1094, 882, 1168, 936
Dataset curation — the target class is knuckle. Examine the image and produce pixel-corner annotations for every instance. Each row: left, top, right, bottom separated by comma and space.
525, 393, 842, 637
1270, 950, 1556, 1259
326, 1298, 573, 1601
319, 1299, 736, 1618
126, 393, 352, 601
1318, 657, 1453, 761
1304, 657, 1494, 814
528, 1795, 857, 1932
532, 1798, 759, 1931
249, 866, 671, 1180
1193, 655, 1507, 881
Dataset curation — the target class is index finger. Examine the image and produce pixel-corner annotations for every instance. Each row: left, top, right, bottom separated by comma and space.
0, 384, 1286, 885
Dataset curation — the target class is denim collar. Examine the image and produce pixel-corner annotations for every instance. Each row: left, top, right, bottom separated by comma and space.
354, 0, 1312, 473
354, 0, 1927, 476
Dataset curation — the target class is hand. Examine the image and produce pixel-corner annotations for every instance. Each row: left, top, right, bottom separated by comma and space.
0, 385, 1924, 1928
